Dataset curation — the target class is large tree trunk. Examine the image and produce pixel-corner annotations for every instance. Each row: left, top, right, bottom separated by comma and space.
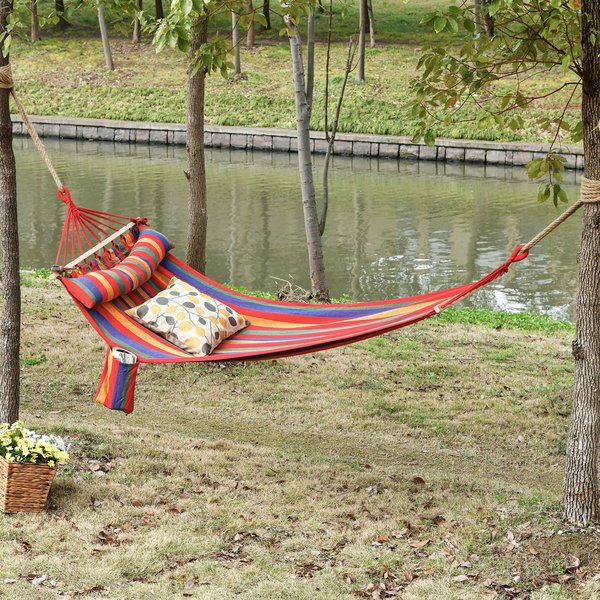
232, 11, 241, 75
186, 17, 209, 273
30, 0, 41, 43
56, 0, 69, 29
0, 0, 21, 424
356, 0, 367, 81
155, 0, 163, 20
563, 1, 600, 524
132, 0, 142, 43
261, 0, 270, 30
98, 5, 114, 70
287, 13, 329, 301
246, 0, 254, 49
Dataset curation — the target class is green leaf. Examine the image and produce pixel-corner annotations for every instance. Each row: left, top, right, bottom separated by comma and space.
424, 130, 436, 147
433, 16, 447, 34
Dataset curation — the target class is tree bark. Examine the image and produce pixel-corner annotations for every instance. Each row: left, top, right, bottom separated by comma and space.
232, 11, 241, 75
367, 0, 374, 48
287, 14, 329, 301
0, 0, 21, 424
155, 0, 163, 20
563, 0, 600, 524
261, 0, 270, 30
132, 0, 142, 44
356, 0, 367, 81
246, 0, 254, 49
98, 5, 114, 70
186, 17, 209, 273
321, 38, 354, 236
30, 0, 41, 43
56, 0, 69, 29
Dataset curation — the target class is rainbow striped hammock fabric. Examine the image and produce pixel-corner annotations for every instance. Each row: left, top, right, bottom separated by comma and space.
54, 209, 528, 413
67, 244, 527, 364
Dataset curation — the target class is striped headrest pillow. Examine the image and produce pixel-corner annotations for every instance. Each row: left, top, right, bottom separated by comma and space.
62, 229, 173, 308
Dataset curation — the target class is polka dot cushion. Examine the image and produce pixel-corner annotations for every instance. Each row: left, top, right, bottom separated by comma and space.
125, 277, 249, 356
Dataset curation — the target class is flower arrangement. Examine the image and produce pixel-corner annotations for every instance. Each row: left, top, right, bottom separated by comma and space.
0, 422, 69, 467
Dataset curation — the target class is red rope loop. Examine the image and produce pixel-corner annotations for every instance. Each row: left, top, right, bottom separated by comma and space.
56, 186, 73, 206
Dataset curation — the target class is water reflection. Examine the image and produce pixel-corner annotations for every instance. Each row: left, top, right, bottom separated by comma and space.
16, 137, 581, 320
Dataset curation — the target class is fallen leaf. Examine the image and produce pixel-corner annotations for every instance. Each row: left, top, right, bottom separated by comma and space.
409, 539, 430, 549
527, 545, 538, 556
452, 574, 470, 583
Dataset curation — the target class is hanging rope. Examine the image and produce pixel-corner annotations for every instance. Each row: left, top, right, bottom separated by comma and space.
520, 176, 600, 255
0, 64, 64, 190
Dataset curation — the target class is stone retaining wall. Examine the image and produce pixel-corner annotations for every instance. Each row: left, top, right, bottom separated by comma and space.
11, 114, 584, 170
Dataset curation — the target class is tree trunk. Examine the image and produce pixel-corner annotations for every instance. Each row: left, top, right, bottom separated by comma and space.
246, 0, 254, 49
0, 0, 21, 424
132, 0, 142, 44
232, 12, 241, 75
474, 0, 494, 39
563, 0, 600, 524
287, 15, 329, 301
30, 0, 41, 43
367, 0, 374, 48
356, 0, 367, 81
155, 0, 163, 20
98, 5, 114, 70
56, 0, 69, 29
261, 0, 270, 30
186, 17, 209, 273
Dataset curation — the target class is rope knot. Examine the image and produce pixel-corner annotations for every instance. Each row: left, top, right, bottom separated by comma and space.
57, 186, 74, 206
581, 177, 600, 203
0, 64, 14, 90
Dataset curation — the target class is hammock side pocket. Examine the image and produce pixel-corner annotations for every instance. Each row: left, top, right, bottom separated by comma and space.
95, 347, 140, 414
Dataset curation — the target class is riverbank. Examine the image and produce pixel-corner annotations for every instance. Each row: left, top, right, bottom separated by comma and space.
12, 114, 585, 169
11, 31, 578, 147
3, 277, 598, 599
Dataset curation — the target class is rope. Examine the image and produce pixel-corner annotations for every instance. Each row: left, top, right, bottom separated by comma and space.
520, 176, 600, 253
0, 64, 64, 191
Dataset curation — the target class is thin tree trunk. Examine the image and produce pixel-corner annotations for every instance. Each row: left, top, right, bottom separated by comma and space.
232, 11, 241, 75
56, 0, 69, 29
305, 11, 314, 108
286, 14, 329, 301
98, 5, 114, 70
30, 0, 41, 43
321, 39, 355, 236
186, 17, 209, 273
155, 0, 163, 20
261, 0, 270, 30
0, 0, 21, 424
356, 0, 367, 81
246, 0, 254, 49
563, 0, 600, 524
367, 0, 374, 48
132, 0, 142, 44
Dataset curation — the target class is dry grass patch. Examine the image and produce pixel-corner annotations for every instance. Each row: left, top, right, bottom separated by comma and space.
0, 280, 598, 599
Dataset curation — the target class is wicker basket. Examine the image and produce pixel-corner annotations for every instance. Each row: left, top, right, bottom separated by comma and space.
0, 457, 57, 513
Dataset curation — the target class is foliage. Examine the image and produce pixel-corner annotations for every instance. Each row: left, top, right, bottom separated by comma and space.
410, 0, 583, 203
150, 0, 266, 77
0, 422, 69, 466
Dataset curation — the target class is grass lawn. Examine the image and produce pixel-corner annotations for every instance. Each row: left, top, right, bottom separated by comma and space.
8, 0, 579, 143
1, 276, 598, 599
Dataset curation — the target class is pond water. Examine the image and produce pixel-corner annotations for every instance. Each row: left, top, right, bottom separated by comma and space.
16, 137, 581, 321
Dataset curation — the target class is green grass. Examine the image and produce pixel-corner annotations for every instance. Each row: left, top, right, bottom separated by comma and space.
7, 0, 579, 143
1, 279, 596, 599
